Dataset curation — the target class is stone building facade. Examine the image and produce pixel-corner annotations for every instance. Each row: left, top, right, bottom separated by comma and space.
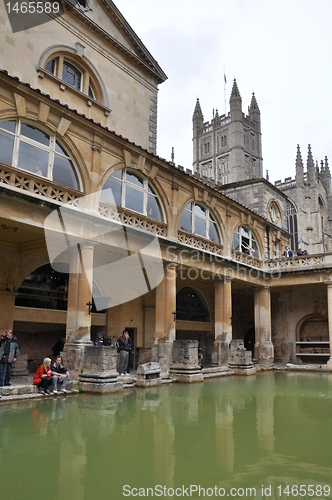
1, 0, 332, 377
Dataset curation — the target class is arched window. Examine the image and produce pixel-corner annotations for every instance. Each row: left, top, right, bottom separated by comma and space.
100, 169, 163, 221
0, 120, 80, 190
179, 202, 220, 243
45, 55, 99, 102
176, 287, 210, 322
286, 201, 298, 252
232, 225, 259, 258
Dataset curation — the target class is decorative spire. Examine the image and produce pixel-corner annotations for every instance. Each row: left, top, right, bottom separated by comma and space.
229, 79, 242, 114
249, 93, 260, 113
307, 144, 316, 185
295, 144, 304, 186
325, 156, 330, 174
230, 79, 241, 99
193, 97, 203, 119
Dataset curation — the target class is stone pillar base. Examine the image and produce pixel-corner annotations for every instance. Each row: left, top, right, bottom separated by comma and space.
63, 342, 89, 380
171, 340, 204, 383
211, 340, 230, 367
79, 346, 123, 394
172, 369, 204, 383
136, 362, 161, 387
258, 342, 274, 367
228, 340, 256, 375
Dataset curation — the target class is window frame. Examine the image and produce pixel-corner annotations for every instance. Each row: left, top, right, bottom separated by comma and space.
232, 225, 260, 259
101, 168, 164, 222
0, 119, 81, 191
179, 202, 220, 243
44, 54, 101, 102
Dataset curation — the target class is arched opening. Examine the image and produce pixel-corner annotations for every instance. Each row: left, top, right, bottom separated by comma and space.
232, 225, 260, 258
15, 263, 69, 311
176, 287, 212, 363
296, 314, 329, 364
176, 287, 210, 322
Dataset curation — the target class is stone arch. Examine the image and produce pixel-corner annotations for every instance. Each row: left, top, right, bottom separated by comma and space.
38, 44, 109, 106
296, 314, 328, 342
176, 286, 210, 322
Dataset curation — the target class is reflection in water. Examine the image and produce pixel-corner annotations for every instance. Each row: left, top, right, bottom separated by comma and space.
1, 373, 332, 498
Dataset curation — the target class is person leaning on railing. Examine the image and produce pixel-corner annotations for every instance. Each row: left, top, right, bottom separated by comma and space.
283, 246, 293, 258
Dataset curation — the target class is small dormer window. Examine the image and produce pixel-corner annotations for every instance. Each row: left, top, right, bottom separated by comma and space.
44, 54, 102, 103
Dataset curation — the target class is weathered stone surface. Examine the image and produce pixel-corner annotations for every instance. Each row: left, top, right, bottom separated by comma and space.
171, 340, 203, 383
228, 340, 256, 375
158, 341, 173, 379
136, 362, 161, 387
211, 340, 230, 367
79, 346, 123, 394
11, 353, 29, 377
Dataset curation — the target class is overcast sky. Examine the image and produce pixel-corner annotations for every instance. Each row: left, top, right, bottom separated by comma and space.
115, 0, 332, 184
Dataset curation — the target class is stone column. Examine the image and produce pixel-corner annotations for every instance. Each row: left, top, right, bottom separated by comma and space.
326, 284, 332, 370
64, 242, 94, 377
164, 263, 177, 341
212, 279, 232, 366
155, 277, 165, 343
214, 278, 232, 341
254, 286, 274, 366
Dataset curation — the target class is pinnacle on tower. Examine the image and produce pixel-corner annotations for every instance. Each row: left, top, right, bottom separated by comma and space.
295, 144, 304, 186
193, 97, 203, 119
249, 93, 260, 113
307, 144, 316, 185
325, 156, 330, 174
230, 79, 241, 99
229, 79, 242, 114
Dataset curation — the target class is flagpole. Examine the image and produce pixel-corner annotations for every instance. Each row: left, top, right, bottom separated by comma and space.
223, 67, 227, 116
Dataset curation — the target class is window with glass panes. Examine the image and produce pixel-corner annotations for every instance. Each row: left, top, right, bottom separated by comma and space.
100, 169, 163, 221
0, 120, 80, 190
232, 226, 259, 258
179, 202, 220, 243
286, 202, 298, 252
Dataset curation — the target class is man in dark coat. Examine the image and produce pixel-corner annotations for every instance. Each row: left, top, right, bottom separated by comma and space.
0, 329, 20, 386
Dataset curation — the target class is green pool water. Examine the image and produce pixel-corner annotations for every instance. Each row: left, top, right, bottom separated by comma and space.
1, 372, 332, 500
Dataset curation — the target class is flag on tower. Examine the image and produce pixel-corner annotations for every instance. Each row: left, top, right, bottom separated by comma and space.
224, 73, 227, 84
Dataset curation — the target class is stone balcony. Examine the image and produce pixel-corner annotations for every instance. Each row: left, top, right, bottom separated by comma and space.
265, 252, 332, 274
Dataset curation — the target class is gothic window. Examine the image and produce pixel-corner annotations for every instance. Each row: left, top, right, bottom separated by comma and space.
286, 201, 298, 252
179, 202, 220, 243
100, 169, 163, 221
224, 135, 227, 147
204, 142, 210, 154
319, 197, 325, 249
0, 120, 80, 190
232, 225, 260, 258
